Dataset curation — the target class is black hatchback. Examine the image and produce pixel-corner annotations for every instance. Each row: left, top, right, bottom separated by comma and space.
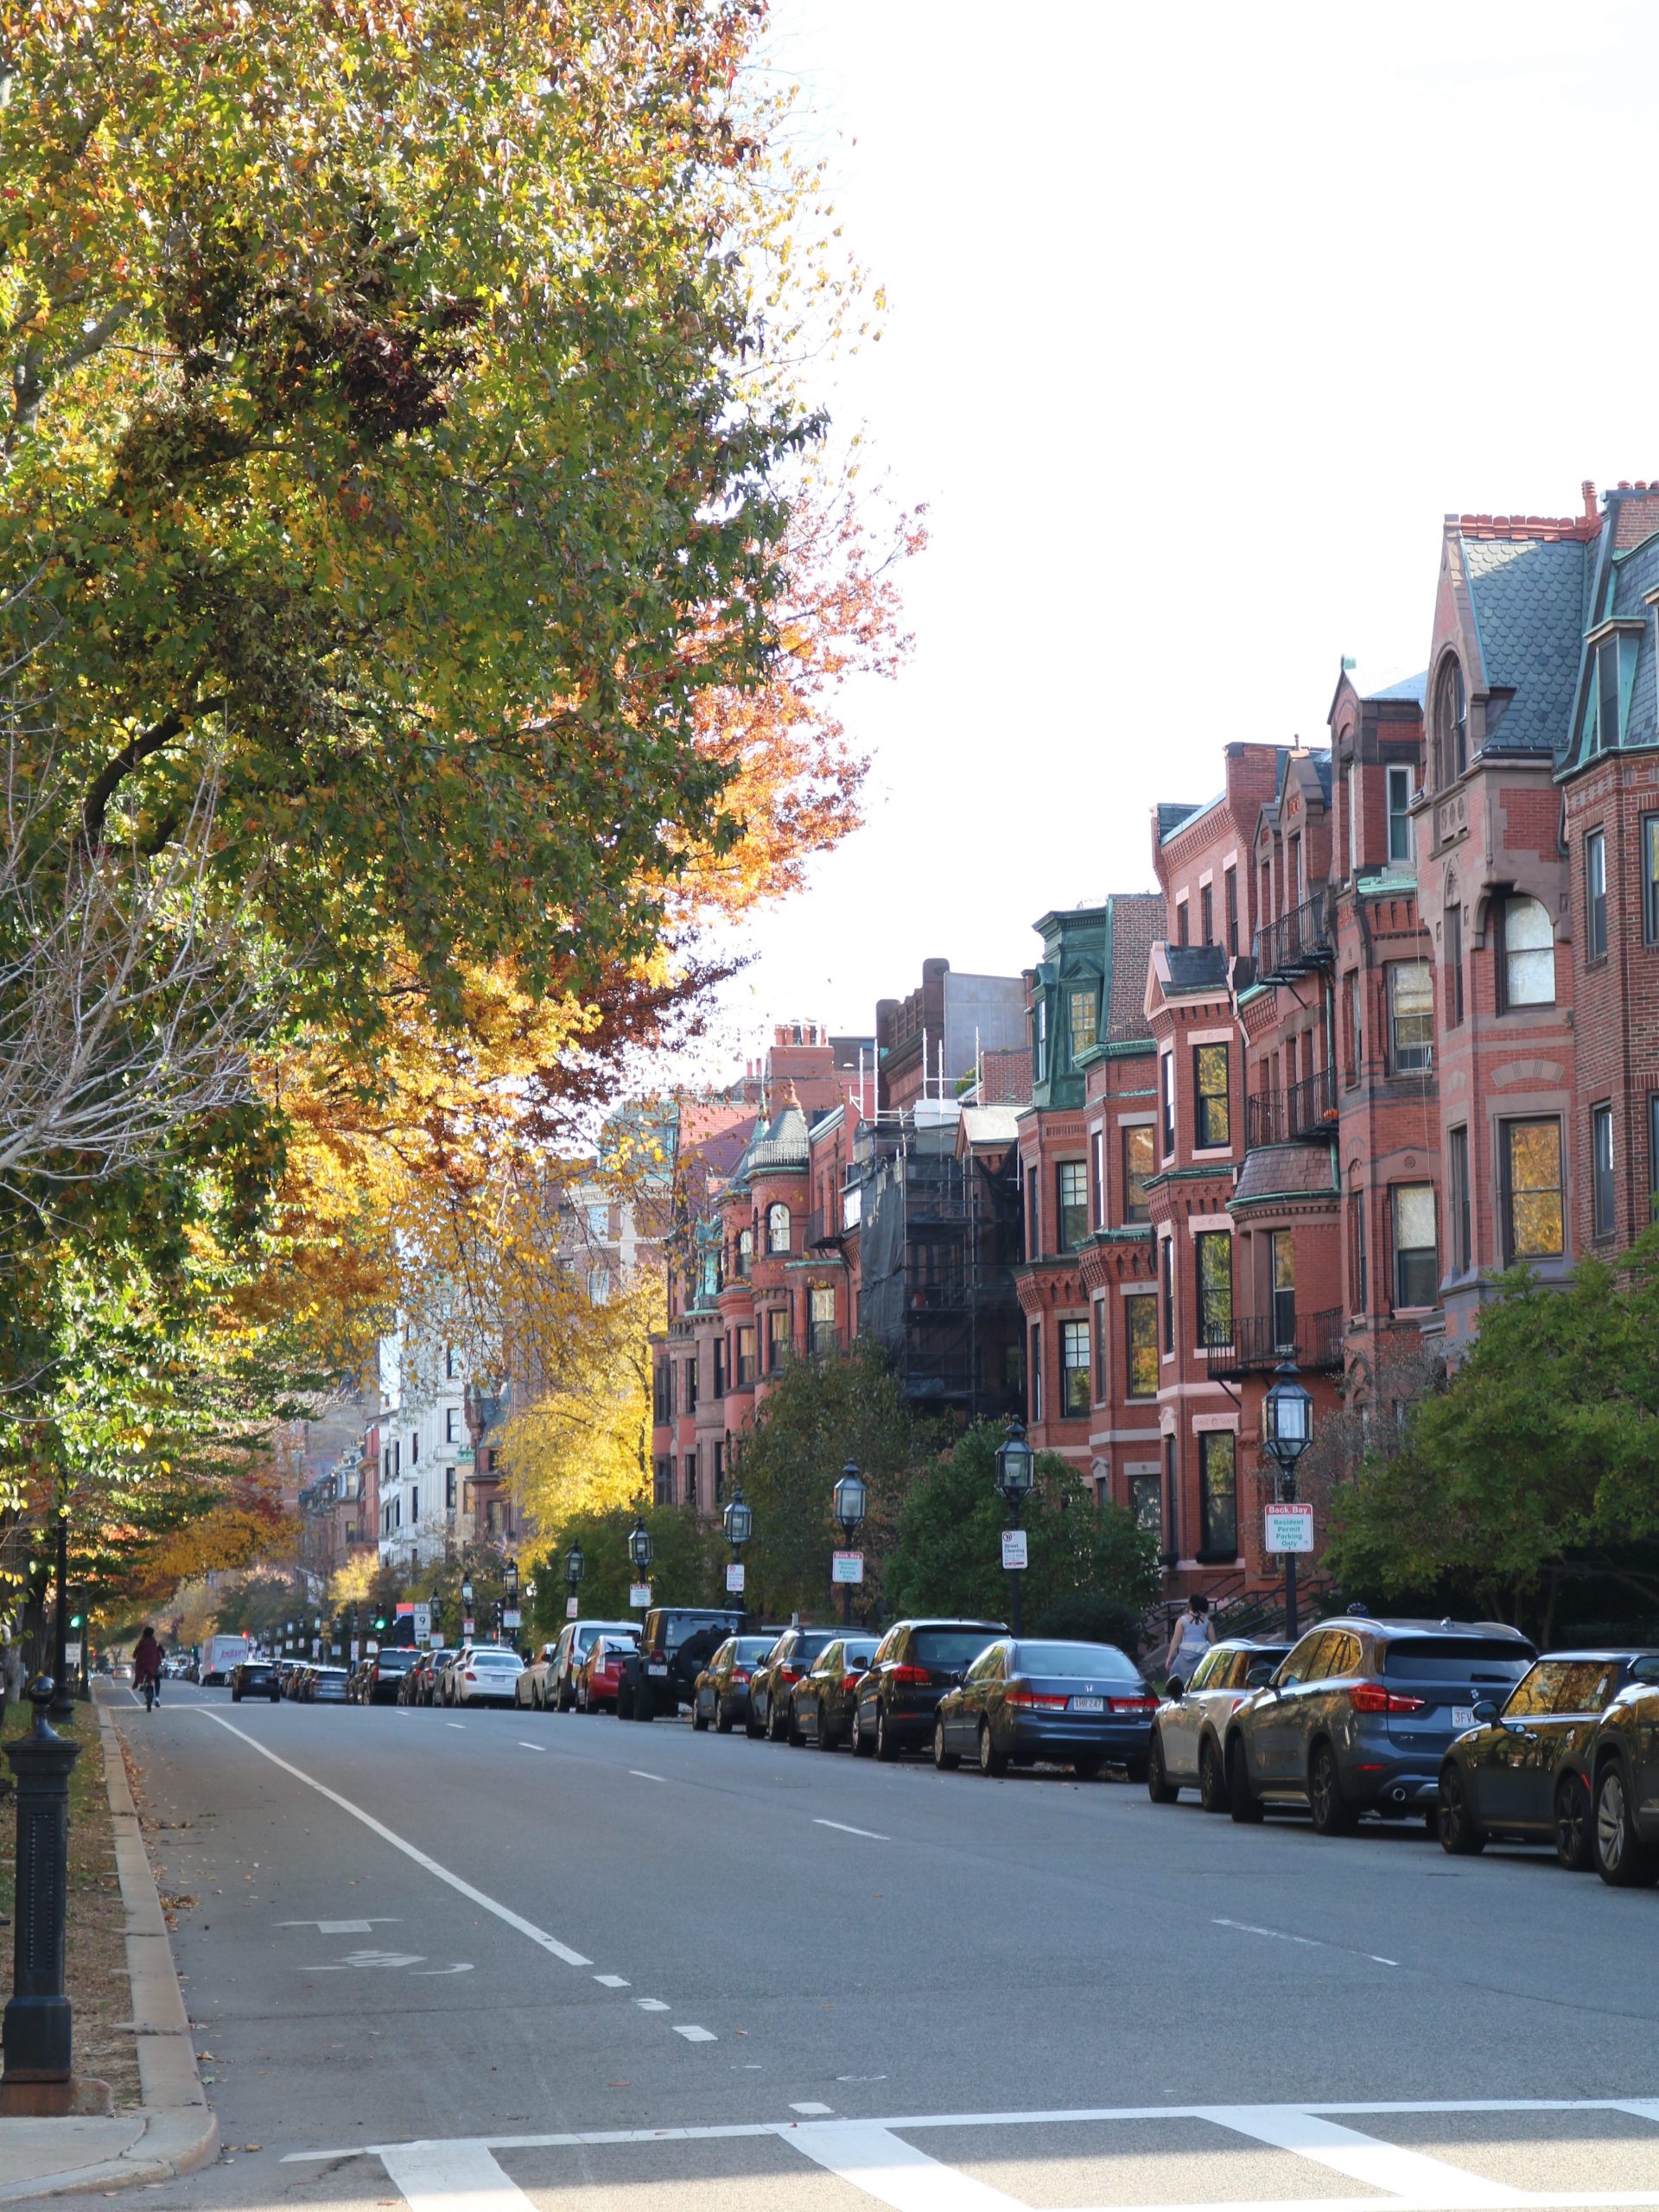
850, 1618, 1005, 1763
1439, 1650, 1659, 1866
230, 1657, 281, 1703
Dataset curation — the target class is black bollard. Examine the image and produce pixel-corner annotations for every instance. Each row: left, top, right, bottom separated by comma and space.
0, 1677, 81, 2103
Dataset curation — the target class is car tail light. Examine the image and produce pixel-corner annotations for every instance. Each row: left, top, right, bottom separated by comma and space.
464, 1670, 477, 1681
779, 1664, 801, 1683
888, 1664, 931, 1688
1109, 1696, 1158, 1713
842, 1673, 863, 1689
1006, 1688, 1069, 1711
733, 1669, 751, 1684
1347, 1683, 1425, 1714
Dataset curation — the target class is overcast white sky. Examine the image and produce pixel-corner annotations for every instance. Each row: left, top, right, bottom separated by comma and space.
696, 0, 1659, 1065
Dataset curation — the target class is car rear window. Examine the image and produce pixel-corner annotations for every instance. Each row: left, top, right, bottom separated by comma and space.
1014, 1642, 1141, 1678
842, 1643, 879, 1666
472, 1652, 521, 1667
377, 1649, 417, 1669
1382, 1637, 1533, 1684
734, 1637, 774, 1661
912, 1629, 1001, 1668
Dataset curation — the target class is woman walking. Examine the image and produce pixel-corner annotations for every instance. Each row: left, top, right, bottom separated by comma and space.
1165, 1594, 1213, 1688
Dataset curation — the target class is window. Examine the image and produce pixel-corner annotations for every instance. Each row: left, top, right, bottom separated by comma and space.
653, 1361, 671, 1423
1198, 1432, 1237, 1560
1069, 988, 1098, 1058
1644, 818, 1659, 944
1344, 969, 1363, 1084
1651, 1096, 1659, 1218
1224, 867, 1239, 957
1585, 833, 1607, 964
684, 1357, 698, 1413
1129, 1471, 1162, 1552
1500, 894, 1556, 1004
766, 1202, 791, 1255
1058, 1160, 1088, 1250
1160, 1053, 1175, 1157
1448, 1126, 1470, 1274
1123, 1125, 1154, 1223
1159, 1236, 1174, 1353
1344, 764, 1357, 875
588, 1202, 609, 1238
1163, 1433, 1179, 1558
1592, 1104, 1615, 1241
410, 1431, 419, 1463
1501, 1119, 1564, 1263
683, 1452, 697, 1508
1093, 1299, 1109, 1402
809, 1286, 836, 1359
735, 1226, 753, 1279
1200, 882, 1214, 946
445, 1465, 456, 1510
1091, 1129, 1105, 1230
1024, 1161, 1040, 1259
1391, 1184, 1438, 1308
1195, 1230, 1232, 1344
1594, 634, 1624, 751
1387, 765, 1413, 864
1435, 657, 1467, 785
736, 1325, 757, 1387
1387, 961, 1433, 1072
1269, 1230, 1295, 1351
588, 1267, 610, 1305
1177, 898, 1189, 946
445, 1344, 458, 1379
444, 1405, 459, 1443
1034, 995, 1048, 1084
1444, 903, 1464, 1028
712, 1338, 727, 1398
766, 1305, 788, 1371
1028, 1322, 1042, 1422
410, 1484, 418, 1523
1350, 1179, 1369, 1311
654, 1457, 672, 1505
1127, 1296, 1158, 1396
1193, 1043, 1230, 1147
713, 1439, 725, 1504
1060, 1320, 1090, 1415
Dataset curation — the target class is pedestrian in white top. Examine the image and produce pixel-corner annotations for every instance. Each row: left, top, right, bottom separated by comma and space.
1166, 1593, 1213, 1687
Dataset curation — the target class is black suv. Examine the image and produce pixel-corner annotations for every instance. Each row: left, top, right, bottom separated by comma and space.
230, 1657, 281, 1703
360, 1645, 420, 1706
850, 1618, 1005, 1763
1225, 1616, 1535, 1834
636, 1606, 746, 1719
1587, 1671, 1659, 1885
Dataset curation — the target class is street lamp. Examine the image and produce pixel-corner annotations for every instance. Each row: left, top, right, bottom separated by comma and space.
460, 1574, 474, 1640
1262, 1358, 1314, 1638
994, 1417, 1035, 1637
503, 1556, 520, 1643
832, 1461, 867, 1626
628, 1517, 653, 1577
722, 1486, 752, 1610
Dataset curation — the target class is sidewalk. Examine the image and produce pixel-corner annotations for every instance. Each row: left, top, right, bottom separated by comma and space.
0, 1695, 218, 2201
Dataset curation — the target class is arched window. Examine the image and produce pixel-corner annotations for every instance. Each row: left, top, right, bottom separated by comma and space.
736, 1226, 753, 1279
1434, 658, 1467, 786
766, 1202, 791, 1255
1500, 895, 1554, 1008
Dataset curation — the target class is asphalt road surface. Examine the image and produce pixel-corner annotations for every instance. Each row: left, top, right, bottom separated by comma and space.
110, 1681, 1659, 2212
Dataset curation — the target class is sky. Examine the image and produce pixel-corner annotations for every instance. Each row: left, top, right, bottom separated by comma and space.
695, 0, 1659, 1068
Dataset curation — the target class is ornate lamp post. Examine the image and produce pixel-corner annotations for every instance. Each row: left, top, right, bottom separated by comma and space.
460, 1574, 475, 1641
832, 1462, 867, 1627
565, 1541, 584, 1622
721, 1487, 752, 1609
502, 1555, 519, 1643
1262, 1359, 1314, 1638
627, 1516, 653, 1592
0, 1679, 81, 2113
993, 1417, 1035, 1638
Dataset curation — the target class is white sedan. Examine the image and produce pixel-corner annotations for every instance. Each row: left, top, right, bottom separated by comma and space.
516, 1642, 560, 1709
446, 1646, 525, 1708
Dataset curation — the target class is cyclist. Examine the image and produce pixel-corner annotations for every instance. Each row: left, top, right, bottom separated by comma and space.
132, 1625, 163, 1712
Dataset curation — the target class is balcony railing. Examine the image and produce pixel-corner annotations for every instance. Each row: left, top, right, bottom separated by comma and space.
1204, 1306, 1344, 1379
1243, 1065, 1339, 1150
1252, 894, 1334, 981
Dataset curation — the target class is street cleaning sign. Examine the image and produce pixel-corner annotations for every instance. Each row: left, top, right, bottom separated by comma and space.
1001, 1528, 1029, 1571
831, 1551, 864, 1585
1263, 1503, 1314, 1554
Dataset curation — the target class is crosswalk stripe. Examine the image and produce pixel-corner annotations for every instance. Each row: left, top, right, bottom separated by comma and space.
1198, 2105, 1528, 2205
379, 2139, 534, 2212
787, 2120, 1029, 2210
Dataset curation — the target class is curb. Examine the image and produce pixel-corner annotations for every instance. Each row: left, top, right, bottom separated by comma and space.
0, 1704, 219, 2201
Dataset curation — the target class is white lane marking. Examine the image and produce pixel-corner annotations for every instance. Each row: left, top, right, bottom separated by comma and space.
277, 1918, 397, 1934
673, 2025, 717, 2043
447, 1721, 465, 1730
189, 1712, 593, 1967
517, 1741, 544, 1751
1213, 1916, 1397, 1967
814, 1817, 889, 1840
635, 1999, 670, 2012
1198, 2106, 1527, 2204
593, 1974, 630, 1989
286, 2093, 1659, 2162
791, 2101, 835, 2116
788, 2120, 1028, 2209
380, 2136, 535, 2212
629, 1769, 665, 1782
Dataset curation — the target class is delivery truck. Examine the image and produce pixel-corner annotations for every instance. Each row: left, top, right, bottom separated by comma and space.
202, 1632, 252, 1686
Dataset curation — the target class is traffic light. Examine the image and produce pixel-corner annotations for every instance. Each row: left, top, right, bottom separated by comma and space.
68, 1612, 82, 1628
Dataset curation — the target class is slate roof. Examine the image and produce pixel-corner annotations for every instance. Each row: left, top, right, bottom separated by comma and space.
1459, 535, 1589, 754
1106, 894, 1162, 1042
1162, 944, 1230, 995
1365, 671, 1427, 706
732, 1100, 810, 1180
1231, 1143, 1338, 1206
1157, 799, 1210, 842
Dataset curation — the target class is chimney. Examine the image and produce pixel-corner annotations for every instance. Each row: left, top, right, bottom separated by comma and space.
1582, 480, 1599, 520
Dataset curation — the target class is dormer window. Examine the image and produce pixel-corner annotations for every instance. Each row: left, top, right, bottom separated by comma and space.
1575, 622, 1642, 758
1069, 988, 1098, 1058
1434, 658, 1467, 787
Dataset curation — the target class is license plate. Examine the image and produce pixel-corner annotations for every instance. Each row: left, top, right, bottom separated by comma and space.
1070, 1695, 1104, 1713
1451, 1706, 1475, 1728
648, 1663, 668, 1676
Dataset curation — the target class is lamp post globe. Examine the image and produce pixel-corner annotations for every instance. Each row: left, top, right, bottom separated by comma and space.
628, 1517, 653, 1575
722, 1487, 753, 1552
833, 1462, 867, 1539
504, 1557, 519, 1606
565, 1541, 585, 1588
460, 1574, 474, 1607
1262, 1359, 1314, 1638
994, 1416, 1035, 1637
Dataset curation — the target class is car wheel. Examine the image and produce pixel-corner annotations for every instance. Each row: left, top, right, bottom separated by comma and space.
874, 1705, 899, 1764
1146, 1733, 1179, 1805
745, 1707, 765, 1740
715, 1698, 734, 1735
1308, 1742, 1357, 1836
1198, 1736, 1228, 1815
787, 1699, 806, 1749
767, 1696, 787, 1743
1228, 1738, 1265, 1823
933, 1718, 959, 1772
852, 1705, 874, 1759
232, 1689, 241, 1703
1554, 1776, 1592, 1872
1595, 1764, 1659, 1887
692, 1696, 709, 1732
977, 1719, 1008, 1778
817, 1709, 838, 1752
1438, 1763, 1486, 1854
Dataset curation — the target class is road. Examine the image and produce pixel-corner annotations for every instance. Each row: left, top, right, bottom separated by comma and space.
108, 1681, 1659, 2212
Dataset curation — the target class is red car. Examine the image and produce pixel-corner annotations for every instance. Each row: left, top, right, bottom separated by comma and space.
577, 1635, 638, 1713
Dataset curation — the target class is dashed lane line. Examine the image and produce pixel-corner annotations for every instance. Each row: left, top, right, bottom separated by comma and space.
1213, 1916, 1400, 1968
593, 1974, 630, 1988
629, 1769, 666, 1782
814, 1817, 889, 1840
672, 2024, 717, 2043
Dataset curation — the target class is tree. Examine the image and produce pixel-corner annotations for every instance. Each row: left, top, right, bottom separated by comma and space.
499, 1274, 666, 1527
527, 1503, 724, 1629
885, 1425, 1161, 1643
1326, 1230, 1659, 1638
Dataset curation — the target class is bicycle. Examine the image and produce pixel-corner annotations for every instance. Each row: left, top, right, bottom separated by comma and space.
141, 1676, 157, 1712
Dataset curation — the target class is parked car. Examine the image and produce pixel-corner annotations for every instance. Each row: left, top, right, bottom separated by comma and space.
304, 1664, 350, 1704
1148, 1639, 1291, 1809
1225, 1617, 1535, 1834
358, 1645, 420, 1707
575, 1634, 639, 1713
1587, 1669, 1659, 1886
448, 1645, 524, 1708
691, 1636, 777, 1733
516, 1642, 562, 1708
405, 1649, 452, 1706
546, 1619, 639, 1712
750, 1628, 842, 1743
114, 1661, 135, 1684
791, 1636, 880, 1751
850, 1618, 1006, 1762
283, 1662, 315, 1699
932, 1637, 1157, 1779
636, 1606, 746, 1718
229, 1656, 283, 1704
1439, 1650, 1659, 1865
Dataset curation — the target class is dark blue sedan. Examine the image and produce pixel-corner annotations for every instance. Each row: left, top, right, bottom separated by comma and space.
931, 1637, 1158, 1779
